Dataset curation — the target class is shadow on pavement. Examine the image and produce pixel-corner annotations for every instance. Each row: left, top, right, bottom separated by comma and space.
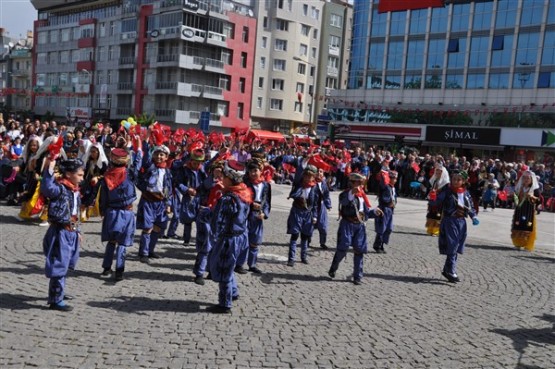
0, 264, 42, 275
257, 271, 331, 284
367, 273, 445, 285
511, 254, 555, 264
0, 293, 45, 310
466, 243, 513, 252
393, 230, 431, 238
491, 313, 555, 369
87, 296, 208, 313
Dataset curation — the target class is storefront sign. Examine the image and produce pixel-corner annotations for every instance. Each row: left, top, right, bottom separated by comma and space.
426, 126, 500, 145
183, 0, 199, 12
69, 107, 91, 119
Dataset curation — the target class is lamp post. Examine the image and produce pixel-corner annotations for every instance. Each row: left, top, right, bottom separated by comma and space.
293, 56, 316, 127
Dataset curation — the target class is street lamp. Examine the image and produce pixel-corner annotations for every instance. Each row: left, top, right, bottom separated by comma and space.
293, 56, 316, 126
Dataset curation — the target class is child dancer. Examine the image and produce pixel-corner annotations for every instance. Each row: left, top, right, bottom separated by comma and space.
208, 160, 252, 313
99, 141, 142, 281
429, 172, 479, 283
286, 165, 321, 266
328, 173, 383, 285
136, 139, 173, 264
373, 170, 398, 253
41, 156, 84, 311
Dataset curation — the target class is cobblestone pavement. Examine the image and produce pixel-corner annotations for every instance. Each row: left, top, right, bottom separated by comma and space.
1, 184, 554, 369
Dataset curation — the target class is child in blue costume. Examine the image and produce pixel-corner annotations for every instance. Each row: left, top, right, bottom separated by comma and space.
286, 165, 322, 266
240, 158, 271, 274
99, 144, 142, 281
207, 160, 252, 314
373, 170, 398, 253
314, 167, 332, 249
136, 141, 173, 264
429, 172, 479, 283
328, 173, 383, 285
175, 148, 207, 246
41, 156, 84, 311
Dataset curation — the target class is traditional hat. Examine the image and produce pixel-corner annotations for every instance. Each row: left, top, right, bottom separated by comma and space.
224, 160, 246, 183
110, 148, 130, 166
303, 164, 318, 175
152, 145, 170, 155
58, 158, 84, 173
349, 172, 366, 182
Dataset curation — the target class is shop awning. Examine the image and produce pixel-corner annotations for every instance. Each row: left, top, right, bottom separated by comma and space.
247, 129, 286, 142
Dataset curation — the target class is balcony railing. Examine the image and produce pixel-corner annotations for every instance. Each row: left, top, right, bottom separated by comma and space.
156, 81, 177, 90
155, 109, 173, 118
203, 85, 223, 96
117, 82, 135, 90
205, 58, 224, 70
157, 54, 178, 63
119, 56, 135, 65
116, 107, 134, 116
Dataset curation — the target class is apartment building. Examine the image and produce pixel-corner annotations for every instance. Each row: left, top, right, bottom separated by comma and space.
31, 0, 257, 131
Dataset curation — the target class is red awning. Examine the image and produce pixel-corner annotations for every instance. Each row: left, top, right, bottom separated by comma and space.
247, 129, 286, 142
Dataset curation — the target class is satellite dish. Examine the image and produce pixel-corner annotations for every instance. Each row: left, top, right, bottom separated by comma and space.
247, 9, 254, 17
8, 42, 14, 48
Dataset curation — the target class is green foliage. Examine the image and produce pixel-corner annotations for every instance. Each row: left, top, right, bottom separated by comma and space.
486, 113, 555, 128
135, 112, 157, 127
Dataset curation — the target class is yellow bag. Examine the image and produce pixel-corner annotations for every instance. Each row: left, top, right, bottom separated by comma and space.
87, 189, 102, 218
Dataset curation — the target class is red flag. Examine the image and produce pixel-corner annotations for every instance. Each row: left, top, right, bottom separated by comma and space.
48, 135, 64, 159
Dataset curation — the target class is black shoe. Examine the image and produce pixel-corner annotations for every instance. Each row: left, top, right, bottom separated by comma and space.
115, 270, 124, 282
374, 248, 381, 253
287, 260, 295, 267
63, 294, 74, 301
301, 259, 309, 265
183, 240, 191, 246
353, 279, 362, 285
207, 305, 231, 314
161, 235, 169, 239
232, 295, 239, 301
249, 266, 262, 274
194, 276, 205, 285
442, 271, 459, 283
380, 248, 387, 254
49, 303, 73, 312
148, 252, 161, 259
328, 269, 336, 278
169, 235, 181, 240
234, 266, 248, 274
320, 244, 328, 249
206, 273, 212, 280
101, 268, 113, 277
139, 256, 151, 264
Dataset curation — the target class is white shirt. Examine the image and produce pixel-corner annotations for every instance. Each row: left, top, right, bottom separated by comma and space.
348, 192, 364, 212
253, 182, 264, 203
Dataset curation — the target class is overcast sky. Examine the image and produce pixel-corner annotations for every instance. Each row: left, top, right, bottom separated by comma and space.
1, 0, 36, 40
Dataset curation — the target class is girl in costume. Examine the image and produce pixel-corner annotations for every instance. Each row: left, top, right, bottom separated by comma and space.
511, 170, 541, 251
80, 141, 108, 220
425, 163, 450, 236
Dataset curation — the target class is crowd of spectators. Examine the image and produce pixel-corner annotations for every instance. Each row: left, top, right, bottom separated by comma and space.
1, 115, 554, 214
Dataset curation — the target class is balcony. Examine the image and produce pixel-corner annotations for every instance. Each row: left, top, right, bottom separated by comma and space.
120, 32, 137, 43
329, 46, 340, 56
78, 37, 96, 48
203, 85, 223, 99
181, 26, 206, 42
325, 87, 333, 96
116, 107, 134, 116
178, 55, 204, 70
327, 67, 339, 77
176, 83, 203, 97
157, 54, 178, 65
206, 31, 227, 46
155, 109, 174, 119
156, 81, 177, 90
119, 56, 136, 66
204, 58, 224, 72
117, 82, 135, 90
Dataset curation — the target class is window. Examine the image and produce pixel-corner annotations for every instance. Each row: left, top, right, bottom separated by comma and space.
311, 47, 317, 58
404, 75, 422, 89
270, 99, 283, 110
311, 7, 320, 20
37, 53, 47, 65
488, 73, 509, 89
287, 0, 292, 11
272, 79, 284, 91
99, 23, 106, 37
390, 11, 405, 36
448, 38, 466, 68
387, 41, 404, 70
521, 0, 544, 26
466, 73, 485, 89
49, 30, 58, 43
257, 97, 263, 109
275, 39, 288, 51
261, 37, 267, 48
301, 25, 310, 36
427, 39, 445, 69
303, 4, 308, 16
263, 17, 268, 29
313, 29, 318, 39
59, 51, 69, 63
71, 50, 80, 63
277, 0, 284, 9
448, 39, 459, 53
80, 24, 94, 38
451, 3, 470, 32
492, 35, 504, 51
296, 83, 304, 93
276, 19, 289, 31
294, 101, 303, 113
273, 59, 286, 71
472, 1, 493, 30
110, 21, 116, 36
239, 78, 246, 93
258, 77, 264, 88
299, 44, 308, 56
409, 9, 427, 34
537, 72, 551, 88
469, 36, 489, 68
406, 40, 424, 70
108, 46, 114, 61
331, 14, 343, 28
242, 26, 249, 43
368, 42, 385, 70
61, 29, 70, 42
241, 52, 247, 68
513, 72, 534, 89
38, 32, 47, 44
430, 7, 448, 33
541, 30, 555, 65
496, 0, 518, 28
260, 57, 266, 69
516, 32, 540, 66
329, 35, 340, 48
237, 103, 244, 119
371, 9, 388, 37
297, 63, 306, 75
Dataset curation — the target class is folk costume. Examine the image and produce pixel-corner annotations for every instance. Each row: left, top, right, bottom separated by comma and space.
136, 142, 173, 263
286, 165, 322, 266
80, 142, 108, 220
511, 171, 540, 251
208, 160, 252, 313
98, 147, 142, 281
425, 164, 450, 236
328, 173, 382, 285
429, 175, 478, 283
241, 159, 272, 273
373, 170, 398, 253
41, 158, 83, 311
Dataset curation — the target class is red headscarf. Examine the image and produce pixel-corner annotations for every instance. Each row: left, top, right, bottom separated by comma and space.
224, 183, 253, 205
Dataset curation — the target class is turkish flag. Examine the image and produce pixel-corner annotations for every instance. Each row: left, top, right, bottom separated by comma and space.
378, 0, 443, 13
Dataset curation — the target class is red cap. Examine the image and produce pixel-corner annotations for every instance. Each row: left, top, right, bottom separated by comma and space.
111, 148, 129, 158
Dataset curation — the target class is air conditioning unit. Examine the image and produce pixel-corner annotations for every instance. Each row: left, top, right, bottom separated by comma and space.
160, 29, 166, 35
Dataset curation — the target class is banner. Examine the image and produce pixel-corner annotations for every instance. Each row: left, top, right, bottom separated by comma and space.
378, 0, 444, 13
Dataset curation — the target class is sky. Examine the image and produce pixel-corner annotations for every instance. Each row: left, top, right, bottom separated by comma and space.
0, 0, 36, 40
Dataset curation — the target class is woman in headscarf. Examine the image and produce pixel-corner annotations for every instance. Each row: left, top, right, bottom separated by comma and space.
17, 135, 44, 220
80, 141, 108, 220
511, 170, 541, 251
425, 163, 450, 236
